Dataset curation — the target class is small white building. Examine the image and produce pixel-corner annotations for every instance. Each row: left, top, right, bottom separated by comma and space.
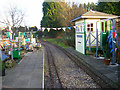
71, 10, 117, 54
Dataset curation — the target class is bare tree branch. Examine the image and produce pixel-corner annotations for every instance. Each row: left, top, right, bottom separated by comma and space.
0, 6, 24, 28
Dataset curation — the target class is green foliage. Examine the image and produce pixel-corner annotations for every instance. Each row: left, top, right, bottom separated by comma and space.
0, 60, 5, 70
44, 38, 71, 48
5, 60, 16, 68
41, 2, 62, 28
102, 32, 112, 59
36, 31, 43, 38
61, 28, 75, 48
29, 26, 38, 31
48, 29, 57, 38
96, 2, 120, 15
18, 26, 25, 32
42, 28, 75, 48
43, 28, 49, 37
103, 42, 111, 59
41, 1, 97, 28
12, 26, 29, 33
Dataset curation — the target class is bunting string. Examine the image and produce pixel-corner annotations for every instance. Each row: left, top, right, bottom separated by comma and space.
41, 26, 77, 32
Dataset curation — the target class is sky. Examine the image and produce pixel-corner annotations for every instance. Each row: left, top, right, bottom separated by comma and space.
0, 0, 98, 29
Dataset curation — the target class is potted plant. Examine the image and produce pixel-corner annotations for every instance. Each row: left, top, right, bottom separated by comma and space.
103, 42, 111, 66
104, 58, 110, 66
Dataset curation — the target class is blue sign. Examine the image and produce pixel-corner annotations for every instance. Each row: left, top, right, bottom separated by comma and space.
77, 35, 82, 38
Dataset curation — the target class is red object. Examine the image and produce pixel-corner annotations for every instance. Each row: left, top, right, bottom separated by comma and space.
9, 47, 11, 51
2, 35, 6, 38
113, 32, 115, 38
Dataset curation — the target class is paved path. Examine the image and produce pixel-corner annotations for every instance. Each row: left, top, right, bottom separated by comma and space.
2, 49, 44, 88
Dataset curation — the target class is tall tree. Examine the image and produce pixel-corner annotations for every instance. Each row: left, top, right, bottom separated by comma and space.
41, 2, 62, 28
83, 3, 87, 12
90, 2, 97, 10
71, 2, 80, 18
96, 1, 120, 15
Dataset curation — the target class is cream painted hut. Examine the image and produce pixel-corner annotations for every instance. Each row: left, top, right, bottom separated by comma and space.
71, 10, 117, 54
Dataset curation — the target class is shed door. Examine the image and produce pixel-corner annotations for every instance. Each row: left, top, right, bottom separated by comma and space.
76, 33, 85, 54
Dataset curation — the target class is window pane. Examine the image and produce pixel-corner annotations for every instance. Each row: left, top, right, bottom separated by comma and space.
91, 28, 93, 31
87, 24, 90, 27
91, 23, 93, 27
87, 28, 90, 31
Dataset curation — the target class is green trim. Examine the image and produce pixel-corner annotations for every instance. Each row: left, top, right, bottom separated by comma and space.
86, 47, 101, 51
107, 20, 111, 32
84, 19, 86, 31
76, 32, 84, 34
102, 48, 107, 58
117, 33, 120, 37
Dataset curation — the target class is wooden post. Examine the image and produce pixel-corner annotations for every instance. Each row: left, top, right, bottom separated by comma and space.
96, 22, 98, 57
116, 17, 120, 64
89, 31, 91, 51
84, 20, 87, 55
112, 19, 115, 65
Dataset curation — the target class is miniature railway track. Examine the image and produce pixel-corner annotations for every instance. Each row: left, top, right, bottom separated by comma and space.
41, 41, 116, 88
42, 43, 63, 88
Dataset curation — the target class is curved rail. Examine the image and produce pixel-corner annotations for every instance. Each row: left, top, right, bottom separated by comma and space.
42, 43, 63, 88
41, 40, 118, 88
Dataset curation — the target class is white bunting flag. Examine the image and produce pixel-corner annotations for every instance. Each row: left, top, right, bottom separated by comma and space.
73, 26, 76, 28
62, 28, 66, 31
52, 28, 56, 30
57, 28, 61, 30
42, 27, 45, 32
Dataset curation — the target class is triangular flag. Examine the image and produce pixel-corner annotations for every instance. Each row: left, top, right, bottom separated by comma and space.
0, 27, 3, 30
111, 26, 114, 29
9, 32, 11, 36
62, 28, 66, 31
78, 25, 80, 29
52, 28, 56, 30
47, 28, 50, 32
113, 32, 115, 38
41, 27, 45, 32
73, 26, 76, 28
57, 28, 61, 30
68, 27, 71, 30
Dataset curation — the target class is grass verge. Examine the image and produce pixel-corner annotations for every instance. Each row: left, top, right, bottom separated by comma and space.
42, 38, 72, 49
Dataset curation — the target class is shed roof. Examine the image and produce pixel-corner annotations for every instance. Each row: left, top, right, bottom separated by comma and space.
71, 10, 118, 22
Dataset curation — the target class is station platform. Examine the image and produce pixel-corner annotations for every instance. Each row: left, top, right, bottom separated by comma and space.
66, 48, 120, 88
2, 48, 44, 88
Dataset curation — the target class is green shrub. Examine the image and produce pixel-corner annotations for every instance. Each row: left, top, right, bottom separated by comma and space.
5, 60, 16, 68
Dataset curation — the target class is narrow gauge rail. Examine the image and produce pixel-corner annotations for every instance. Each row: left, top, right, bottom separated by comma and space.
41, 41, 116, 88
42, 43, 63, 88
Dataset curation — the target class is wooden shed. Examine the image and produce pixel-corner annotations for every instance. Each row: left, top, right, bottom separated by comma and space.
71, 10, 118, 54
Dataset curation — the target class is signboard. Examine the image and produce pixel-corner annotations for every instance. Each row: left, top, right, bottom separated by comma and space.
76, 33, 85, 54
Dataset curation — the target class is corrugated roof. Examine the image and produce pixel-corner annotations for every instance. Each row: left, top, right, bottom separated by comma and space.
71, 10, 118, 22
